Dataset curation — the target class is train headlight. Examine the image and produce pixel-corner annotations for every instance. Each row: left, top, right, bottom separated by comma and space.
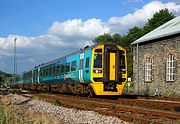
93, 70, 102, 73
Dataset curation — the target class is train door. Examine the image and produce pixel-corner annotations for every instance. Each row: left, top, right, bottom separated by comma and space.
109, 53, 116, 81
79, 53, 84, 83
104, 45, 119, 82
83, 57, 90, 82
31, 70, 33, 83
33, 68, 38, 83
32, 69, 35, 83
37, 67, 40, 83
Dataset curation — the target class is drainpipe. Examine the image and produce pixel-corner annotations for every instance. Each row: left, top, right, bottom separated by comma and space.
136, 44, 139, 95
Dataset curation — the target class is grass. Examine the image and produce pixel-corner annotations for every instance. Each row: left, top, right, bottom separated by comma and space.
0, 105, 61, 124
124, 81, 134, 91
0, 105, 7, 124
0, 104, 20, 124
52, 99, 62, 106
0, 95, 21, 124
0, 95, 63, 124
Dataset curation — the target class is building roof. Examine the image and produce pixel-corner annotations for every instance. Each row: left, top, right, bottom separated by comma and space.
131, 16, 180, 45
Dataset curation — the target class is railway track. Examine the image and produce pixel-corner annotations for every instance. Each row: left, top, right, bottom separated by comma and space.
21, 92, 180, 124
2, 88, 180, 124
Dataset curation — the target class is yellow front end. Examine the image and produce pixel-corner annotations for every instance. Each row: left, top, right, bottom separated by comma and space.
90, 83, 125, 95
90, 43, 127, 95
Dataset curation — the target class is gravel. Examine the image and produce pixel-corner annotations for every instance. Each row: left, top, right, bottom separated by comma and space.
6, 94, 130, 124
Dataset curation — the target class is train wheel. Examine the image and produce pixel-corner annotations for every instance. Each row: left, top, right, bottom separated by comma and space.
88, 87, 94, 98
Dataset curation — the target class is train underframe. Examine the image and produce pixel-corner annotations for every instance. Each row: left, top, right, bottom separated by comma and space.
12, 81, 123, 97
14, 82, 94, 97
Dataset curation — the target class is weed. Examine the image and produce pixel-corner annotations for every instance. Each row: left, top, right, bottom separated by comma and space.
52, 99, 62, 106
0, 105, 19, 124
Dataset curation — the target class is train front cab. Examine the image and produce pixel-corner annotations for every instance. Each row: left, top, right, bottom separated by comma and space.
90, 43, 127, 95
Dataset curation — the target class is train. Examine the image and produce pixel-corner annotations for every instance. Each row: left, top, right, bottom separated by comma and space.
13, 42, 127, 97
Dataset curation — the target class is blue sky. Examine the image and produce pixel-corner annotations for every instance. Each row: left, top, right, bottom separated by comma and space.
0, 0, 180, 73
0, 0, 149, 37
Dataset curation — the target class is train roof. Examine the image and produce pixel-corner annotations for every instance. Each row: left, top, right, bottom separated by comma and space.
24, 42, 121, 73
37, 42, 112, 67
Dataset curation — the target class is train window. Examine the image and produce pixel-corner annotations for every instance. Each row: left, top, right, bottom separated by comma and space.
42, 70, 44, 76
61, 65, 65, 73
56, 65, 60, 74
71, 61, 77, 71
80, 59, 84, 69
53, 66, 56, 74
43, 70, 46, 76
120, 50, 125, 54
95, 49, 102, 53
65, 63, 70, 72
85, 57, 90, 68
40, 71, 43, 76
94, 54, 102, 68
47, 69, 49, 75
49, 68, 52, 75
46, 69, 48, 76
48, 68, 50, 75
119, 51, 126, 69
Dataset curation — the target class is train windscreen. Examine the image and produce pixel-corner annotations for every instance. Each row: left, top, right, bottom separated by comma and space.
119, 51, 126, 69
94, 54, 102, 68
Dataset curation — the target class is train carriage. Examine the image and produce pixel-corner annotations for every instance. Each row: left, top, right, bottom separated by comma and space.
20, 42, 127, 96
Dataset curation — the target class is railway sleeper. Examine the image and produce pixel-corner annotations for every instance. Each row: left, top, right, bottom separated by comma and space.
114, 105, 180, 120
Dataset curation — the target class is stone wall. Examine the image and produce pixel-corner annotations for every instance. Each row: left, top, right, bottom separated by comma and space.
133, 34, 180, 97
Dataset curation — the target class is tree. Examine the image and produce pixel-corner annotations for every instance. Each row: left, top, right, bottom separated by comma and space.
119, 26, 143, 77
93, 33, 113, 43
93, 8, 176, 78
121, 26, 143, 48
143, 8, 175, 34
112, 33, 122, 44
0, 76, 2, 82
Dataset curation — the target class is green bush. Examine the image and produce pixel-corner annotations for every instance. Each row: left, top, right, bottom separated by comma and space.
124, 82, 129, 90
0, 105, 16, 124
124, 81, 134, 91
52, 99, 62, 106
0, 105, 6, 124
0, 103, 26, 124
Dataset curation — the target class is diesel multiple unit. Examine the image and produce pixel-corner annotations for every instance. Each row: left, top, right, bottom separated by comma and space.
17, 43, 127, 96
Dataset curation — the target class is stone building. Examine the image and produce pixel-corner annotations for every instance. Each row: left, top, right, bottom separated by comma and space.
131, 16, 180, 97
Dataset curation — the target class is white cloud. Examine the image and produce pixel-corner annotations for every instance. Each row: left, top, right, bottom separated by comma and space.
0, 1, 180, 73
0, 35, 35, 50
0, 61, 6, 67
28, 58, 35, 63
48, 18, 109, 37
108, 1, 180, 34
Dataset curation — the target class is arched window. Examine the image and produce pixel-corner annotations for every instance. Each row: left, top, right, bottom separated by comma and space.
145, 58, 152, 82
166, 54, 175, 81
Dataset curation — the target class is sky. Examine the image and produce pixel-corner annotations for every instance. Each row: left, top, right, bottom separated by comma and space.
0, 0, 180, 74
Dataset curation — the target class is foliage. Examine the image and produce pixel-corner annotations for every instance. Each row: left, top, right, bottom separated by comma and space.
93, 9, 175, 77
0, 105, 5, 124
112, 33, 122, 44
0, 105, 20, 124
52, 99, 62, 106
93, 33, 113, 43
143, 8, 175, 35
124, 81, 134, 91
0, 71, 12, 86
